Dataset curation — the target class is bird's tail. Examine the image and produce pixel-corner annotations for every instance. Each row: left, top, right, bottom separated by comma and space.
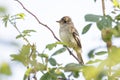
75, 48, 84, 65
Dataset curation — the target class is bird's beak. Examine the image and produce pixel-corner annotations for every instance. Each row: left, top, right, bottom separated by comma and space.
56, 20, 60, 23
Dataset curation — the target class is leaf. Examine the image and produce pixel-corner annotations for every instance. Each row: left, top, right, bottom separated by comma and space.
86, 59, 103, 64
40, 68, 66, 80
73, 71, 79, 78
85, 14, 101, 22
2, 15, 9, 27
35, 62, 46, 71
82, 23, 92, 34
64, 63, 82, 72
20, 44, 30, 55
83, 66, 98, 80
46, 43, 57, 50
115, 14, 120, 20
52, 47, 66, 56
112, 70, 120, 77
112, 24, 120, 37
10, 44, 31, 66
38, 53, 48, 58
88, 49, 95, 58
22, 30, 36, 34
107, 46, 120, 66
0, 6, 6, 13
111, 0, 120, 8
96, 15, 112, 30
49, 58, 57, 66
40, 72, 51, 80
16, 34, 23, 39
95, 51, 107, 55
22, 29, 36, 37
23, 68, 32, 80
40, 72, 57, 80
16, 13, 25, 19
0, 62, 12, 75
96, 70, 107, 80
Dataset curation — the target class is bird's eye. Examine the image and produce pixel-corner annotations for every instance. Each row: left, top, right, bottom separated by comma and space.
62, 17, 67, 23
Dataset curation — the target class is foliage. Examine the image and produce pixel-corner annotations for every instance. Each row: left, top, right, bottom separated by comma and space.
1, 0, 120, 80
0, 62, 12, 75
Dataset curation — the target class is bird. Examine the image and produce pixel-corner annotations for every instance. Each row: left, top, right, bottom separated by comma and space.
56, 16, 84, 64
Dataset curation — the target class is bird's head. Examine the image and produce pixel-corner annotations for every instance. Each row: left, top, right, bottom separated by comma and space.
56, 16, 72, 24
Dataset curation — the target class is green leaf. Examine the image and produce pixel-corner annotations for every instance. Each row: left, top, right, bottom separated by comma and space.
107, 46, 120, 66
22, 29, 36, 34
23, 68, 32, 80
82, 23, 92, 34
40, 72, 51, 80
112, 24, 120, 37
115, 14, 120, 20
64, 63, 82, 72
16, 30, 36, 39
16, 13, 25, 19
38, 53, 48, 58
0, 62, 12, 75
88, 49, 95, 58
2, 15, 9, 27
10, 44, 30, 66
10, 54, 26, 65
0, 6, 6, 13
52, 47, 66, 56
22, 29, 36, 37
49, 58, 57, 66
95, 51, 107, 55
40, 72, 57, 80
96, 15, 112, 30
85, 14, 101, 22
111, 0, 120, 8
86, 59, 103, 64
40, 68, 66, 80
20, 44, 30, 55
112, 70, 120, 77
96, 70, 107, 80
83, 66, 98, 80
46, 43, 57, 50
73, 71, 79, 78
35, 62, 46, 71
16, 34, 23, 39
25, 68, 32, 77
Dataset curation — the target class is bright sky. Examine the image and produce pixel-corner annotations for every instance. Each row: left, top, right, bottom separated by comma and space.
0, 0, 115, 80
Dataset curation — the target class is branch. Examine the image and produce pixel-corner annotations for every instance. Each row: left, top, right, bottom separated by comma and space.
15, 0, 60, 41
102, 0, 105, 16
15, 0, 80, 64
66, 47, 81, 64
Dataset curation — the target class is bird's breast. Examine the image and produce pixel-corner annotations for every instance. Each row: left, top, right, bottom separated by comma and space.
59, 27, 77, 48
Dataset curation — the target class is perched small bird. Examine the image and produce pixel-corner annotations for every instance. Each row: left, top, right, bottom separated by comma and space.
56, 16, 84, 64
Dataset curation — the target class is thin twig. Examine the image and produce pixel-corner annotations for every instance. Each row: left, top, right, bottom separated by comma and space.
66, 47, 80, 63
15, 0, 60, 41
15, 0, 80, 64
102, 0, 105, 16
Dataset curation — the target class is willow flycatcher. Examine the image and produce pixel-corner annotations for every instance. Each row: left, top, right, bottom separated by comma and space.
56, 16, 84, 64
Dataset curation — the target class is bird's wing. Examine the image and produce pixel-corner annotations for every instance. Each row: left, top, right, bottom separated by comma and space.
71, 27, 82, 48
